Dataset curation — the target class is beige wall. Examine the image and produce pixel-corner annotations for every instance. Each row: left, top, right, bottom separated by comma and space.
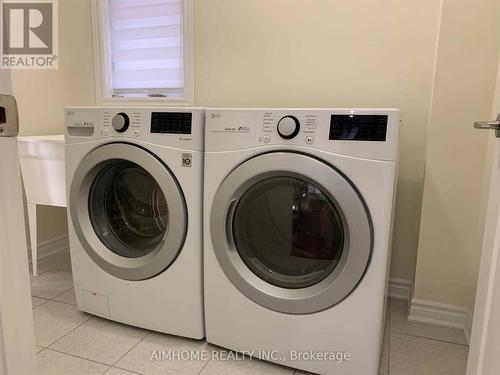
10, 0, 442, 281
414, 0, 500, 312
195, 0, 442, 281
10, 0, 95, 243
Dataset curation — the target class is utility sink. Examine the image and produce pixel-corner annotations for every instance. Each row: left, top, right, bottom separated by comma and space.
17, 135, 66, 206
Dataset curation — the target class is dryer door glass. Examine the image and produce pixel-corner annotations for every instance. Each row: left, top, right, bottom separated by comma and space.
89, 161, 169, 258
210, 152, 373, 314
233, 176, 344, 289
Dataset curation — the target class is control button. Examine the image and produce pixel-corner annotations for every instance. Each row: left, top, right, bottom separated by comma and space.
263, 135, 271, 143
112, 112, 130, 133
277, 116, 300, 139
305, 136, 314, 145
101, 129, 109, 136
133, 129, 140, 137
182, 153, 192, 167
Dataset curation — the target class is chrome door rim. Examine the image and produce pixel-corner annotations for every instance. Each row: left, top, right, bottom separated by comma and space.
210, 152, 372, 314
70, 143, 187, 281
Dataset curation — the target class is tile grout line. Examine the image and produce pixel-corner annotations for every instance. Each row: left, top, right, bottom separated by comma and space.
43, 347, 113, 368
47, 298, 76, 307
109, 365, 144, 375
31, 295, 50, 301
196, 356, 211, 375
110, 365, 144, 375
390, 330, 469, 347
30, 257, 71, 277
44, 313, 93, 348
32, 292, 71, 302
47, 288, 76, 306
32, 295, 74, 309
31, 269, 74, 301
51, 285, 74, 299
109, 332, 149, 370
46, 326, 150, 374
32, 297, 50, 310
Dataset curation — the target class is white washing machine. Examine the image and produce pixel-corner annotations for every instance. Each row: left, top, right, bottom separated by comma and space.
65, 107, 205, 339
204, 108, 399, 374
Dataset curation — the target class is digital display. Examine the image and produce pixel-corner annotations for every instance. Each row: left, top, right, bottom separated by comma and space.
329, 115, 388, 141
151, 112, 192, 134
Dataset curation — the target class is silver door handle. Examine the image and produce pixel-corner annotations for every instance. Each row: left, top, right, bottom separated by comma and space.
474, 121, 500, 130
474, 113, 500, 137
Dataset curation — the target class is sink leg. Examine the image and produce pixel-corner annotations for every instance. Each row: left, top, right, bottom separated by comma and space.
27, 203, 37, 276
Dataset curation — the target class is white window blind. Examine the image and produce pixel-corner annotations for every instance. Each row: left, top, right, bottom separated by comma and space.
108, 0, 184, 97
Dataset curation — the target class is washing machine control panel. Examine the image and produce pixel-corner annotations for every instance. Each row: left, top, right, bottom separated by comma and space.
150, 112, 192, 134
65, 107, 206, 151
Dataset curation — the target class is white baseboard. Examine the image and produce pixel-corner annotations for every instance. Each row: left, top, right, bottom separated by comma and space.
388, 279, 472, 343
408, 298, 473, 344
388, 278, 412, 301
464, 313, 473, 343
27, 234, 69, 262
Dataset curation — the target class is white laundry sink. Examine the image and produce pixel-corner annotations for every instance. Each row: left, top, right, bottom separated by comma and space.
17, 135, 66, 207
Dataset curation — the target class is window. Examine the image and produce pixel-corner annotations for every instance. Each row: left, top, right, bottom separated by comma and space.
91, 0, 193, 105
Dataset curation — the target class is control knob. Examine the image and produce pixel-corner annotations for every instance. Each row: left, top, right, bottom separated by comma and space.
277, 116, 300, 139
112, 112, 130, 133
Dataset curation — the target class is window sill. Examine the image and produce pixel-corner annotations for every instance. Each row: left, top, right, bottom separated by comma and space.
97, 95, 193, 107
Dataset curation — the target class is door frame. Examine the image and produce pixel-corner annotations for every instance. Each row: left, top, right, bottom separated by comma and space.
467, 134, 500, 374
0, 77, 37, 373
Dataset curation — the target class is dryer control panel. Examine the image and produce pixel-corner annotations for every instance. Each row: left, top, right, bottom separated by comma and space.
206, 108, 400, 161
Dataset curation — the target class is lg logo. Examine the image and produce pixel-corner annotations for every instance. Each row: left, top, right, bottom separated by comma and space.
1, 0, 58, 69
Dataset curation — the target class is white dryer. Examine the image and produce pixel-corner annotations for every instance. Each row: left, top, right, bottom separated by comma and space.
204, 108, 399, 374
65, 107, 205, 339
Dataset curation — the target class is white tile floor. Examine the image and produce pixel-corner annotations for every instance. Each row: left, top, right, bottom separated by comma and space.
30, 252, 469, 375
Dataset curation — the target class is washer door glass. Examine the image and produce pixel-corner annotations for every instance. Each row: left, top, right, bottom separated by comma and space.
70, 143, 187, 281
89, 161, 169, 258
233, 176, 344, 289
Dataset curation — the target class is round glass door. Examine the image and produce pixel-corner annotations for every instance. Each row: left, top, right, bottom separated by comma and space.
89, 161, 169, 258
233, 176, 344, 289
70, 143, 187, 281
210, 152, 372, 314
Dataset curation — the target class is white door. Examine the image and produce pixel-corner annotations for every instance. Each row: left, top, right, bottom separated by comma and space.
467, 69, 500, 374
0, 71, 38, 374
